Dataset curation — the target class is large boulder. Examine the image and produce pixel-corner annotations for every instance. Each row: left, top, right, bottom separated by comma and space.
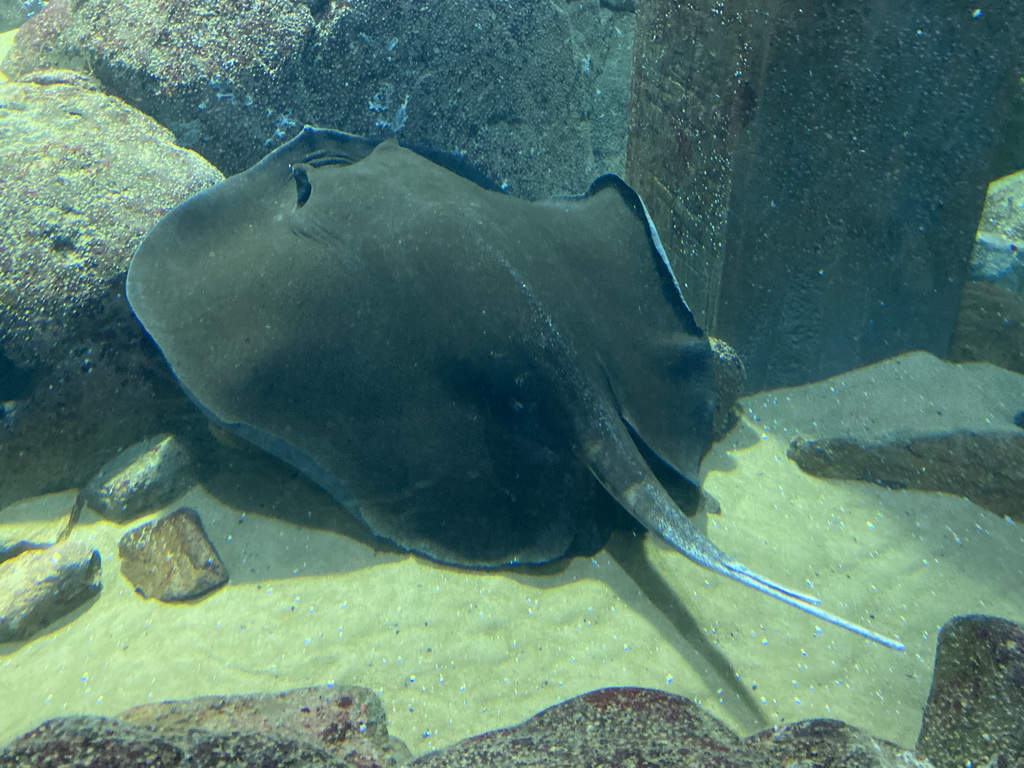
408, 687, 924, 768
3, 0, 631, 199
0, 70, 222, 507
0, 686, 408, 768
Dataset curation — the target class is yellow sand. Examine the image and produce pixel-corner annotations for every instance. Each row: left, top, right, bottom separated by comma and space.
2, 365, 1022, 756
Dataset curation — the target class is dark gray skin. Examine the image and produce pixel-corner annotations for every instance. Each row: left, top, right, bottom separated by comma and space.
127, 128, 903, 650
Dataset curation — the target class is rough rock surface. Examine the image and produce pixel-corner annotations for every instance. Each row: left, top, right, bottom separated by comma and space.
950, 168, 1024, 376
120, 686, 410, 766
710, 336, 746, 439
0, 686, 932, 767
118, 507, 228, 601
0, 539, 100, 641
79, 433, 194, 524
950, 281, 1024, 375
0, 687, 408, 767
789, 430, 1024, 521
762, 352, 1024, 521
916, 615, 1024, 768
0, 517, 68, 561
969, 170, 1024, 294
0, 69, 222, 508
408, 687, 926, 768
0, 716, 345, 767
3, 0, 625, 200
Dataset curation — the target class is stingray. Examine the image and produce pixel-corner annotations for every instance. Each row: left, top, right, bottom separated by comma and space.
127, 127, 904, 651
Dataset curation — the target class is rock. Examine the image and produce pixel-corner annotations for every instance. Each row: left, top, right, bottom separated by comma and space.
0, 715, 340, 768
408, 687, 926, 768
949, 169, 1024, 376
0, 539, 100, 642
709, 336, 746, 439
0, 69, 222, 508
120, 686, 410, 766
118, 507, 228, 601
969, 170, 1024, 294
78, 434, 194, 524
3, 0, 611, 200
916, 615, 1024, 768
950, 281, 1024, 375
0, 687, 408, 767
759, 352, 1024, 521
0, 516, 69, 562
788, 430, 1024, 522
563, 0, 635, 177
0, 0, 26, 33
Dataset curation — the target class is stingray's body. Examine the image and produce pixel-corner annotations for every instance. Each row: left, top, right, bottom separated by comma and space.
127, 128, 903, 650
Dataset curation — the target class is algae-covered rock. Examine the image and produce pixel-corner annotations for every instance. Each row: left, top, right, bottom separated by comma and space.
951, 274, 1024, 376
0, 70, 221, 507
950, 170, 1024, 375
0, 70, 220, 370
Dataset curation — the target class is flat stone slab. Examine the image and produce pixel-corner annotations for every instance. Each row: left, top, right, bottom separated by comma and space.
747, 352, 1024, 520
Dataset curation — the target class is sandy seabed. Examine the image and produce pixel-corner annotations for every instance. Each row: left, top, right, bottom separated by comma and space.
2, 354, 1023, 758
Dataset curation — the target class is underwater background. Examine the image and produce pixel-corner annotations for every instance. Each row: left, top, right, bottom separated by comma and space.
1, 1, 1024, 765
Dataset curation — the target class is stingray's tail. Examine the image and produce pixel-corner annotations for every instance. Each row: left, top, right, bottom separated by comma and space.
581, 415, 906, 652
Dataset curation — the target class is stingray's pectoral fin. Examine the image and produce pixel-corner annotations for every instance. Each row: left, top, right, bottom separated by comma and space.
580, 417, 906, 652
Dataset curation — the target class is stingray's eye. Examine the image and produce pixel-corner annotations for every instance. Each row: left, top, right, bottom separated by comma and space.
292, 165, 312, 208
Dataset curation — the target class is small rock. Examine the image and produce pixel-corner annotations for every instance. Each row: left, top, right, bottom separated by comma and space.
0, 540, 101, 642
709, 336, 746, 439
916, 615, 1024, 768
118, 507, 227, 601
79, 434, 194, 524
